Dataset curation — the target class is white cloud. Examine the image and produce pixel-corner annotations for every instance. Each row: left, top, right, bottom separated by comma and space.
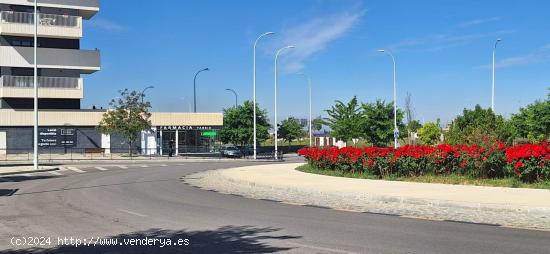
277, 9, 365, 72
458, 17, 501, 27
387, 30, 515, 52
88, 19, 126, 32
479, 45, 550, 69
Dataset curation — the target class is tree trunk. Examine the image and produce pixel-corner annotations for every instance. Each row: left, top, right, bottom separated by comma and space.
128, 141, 132, 159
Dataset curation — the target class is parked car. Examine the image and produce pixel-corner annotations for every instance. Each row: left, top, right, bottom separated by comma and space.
220, 145, 243, 158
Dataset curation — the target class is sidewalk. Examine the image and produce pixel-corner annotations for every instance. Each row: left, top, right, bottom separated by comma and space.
0, 155, 297, 167
184, 163, 550, 231
0, 165, 59, 176
0, 156, 299, 173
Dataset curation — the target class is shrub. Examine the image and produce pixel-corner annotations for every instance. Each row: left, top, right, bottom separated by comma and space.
417, 122, 441, 145
446, 105, 512, 145
298, 141, 550, 183
505, 142, 550, 182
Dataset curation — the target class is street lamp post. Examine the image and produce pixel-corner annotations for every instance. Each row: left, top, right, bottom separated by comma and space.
298, 73, 313, 147
193, 68, 209, 113
141, 85, 154, 104
33, 0, 38, 170
225, 88, 238, 108
378, 49, 399, 149
492, 38, 502, 111
274, 45, 295, 160
253, 32, 274, 160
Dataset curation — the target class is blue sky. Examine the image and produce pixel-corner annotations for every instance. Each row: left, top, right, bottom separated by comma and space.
82, 0, 550, 125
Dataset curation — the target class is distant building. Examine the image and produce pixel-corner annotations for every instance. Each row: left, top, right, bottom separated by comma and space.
296, 118, 308, 128
313, 131, 346, 148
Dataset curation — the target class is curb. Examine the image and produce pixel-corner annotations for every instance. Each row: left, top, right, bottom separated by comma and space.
0, 167, 59, 176
0, 158, 291, 166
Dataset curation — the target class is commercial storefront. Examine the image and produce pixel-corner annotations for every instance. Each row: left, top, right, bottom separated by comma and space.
139, 126, 222, 155
0, 109, 223, 155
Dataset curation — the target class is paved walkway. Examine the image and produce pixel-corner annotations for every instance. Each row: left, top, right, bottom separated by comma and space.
184, 163, 550, 231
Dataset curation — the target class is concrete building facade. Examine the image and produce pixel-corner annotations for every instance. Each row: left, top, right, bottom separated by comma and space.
0, 0, 223, 155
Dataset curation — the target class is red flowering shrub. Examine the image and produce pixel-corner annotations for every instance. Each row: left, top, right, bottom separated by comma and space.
394, 145, 436, 176
505, 142, 550, 182
477, 141, 507, 178
297, 141, 550, 183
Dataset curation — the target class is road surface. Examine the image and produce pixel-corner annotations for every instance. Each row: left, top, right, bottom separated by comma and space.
0, 159, 548, 253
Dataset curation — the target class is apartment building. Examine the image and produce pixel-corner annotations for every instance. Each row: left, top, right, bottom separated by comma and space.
0, 0, 223, 155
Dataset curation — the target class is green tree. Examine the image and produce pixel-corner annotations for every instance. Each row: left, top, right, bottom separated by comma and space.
446, 105, 512, 145
219, 100, 270, 147
510, 90, 550, 143
407, 120, 422, 133
361, 100, 406, 147
278, 117, 304, 145
417, 121, 441, 145
98, 89, 152, 154
324, 96, 363, 142
312, 116, 324, 132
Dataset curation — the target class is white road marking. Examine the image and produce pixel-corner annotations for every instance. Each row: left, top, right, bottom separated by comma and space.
66, 167, 85, 173
177, 164, 185, 166
140, 165, 149, 168
116, 165, 128, 169
94, 167, 109, 171
118, 209, 147, 217
160, 164, 168, 167
49, 171, 63, 176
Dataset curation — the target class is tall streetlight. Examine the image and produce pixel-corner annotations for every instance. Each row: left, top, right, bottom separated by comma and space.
33, 0, 38, 170
298, 73, 313, 147
225, 88, 238, 108
492, 38, 502, 111
274, 45, 295, 160
193, 67, 209, 112
378, 49, 399, 149
253, 32, 275, 160
141, 85, 154, 103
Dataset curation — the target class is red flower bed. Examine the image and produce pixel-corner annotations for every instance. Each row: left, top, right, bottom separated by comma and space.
505, 142, 550, 182
298, 142, 550, 182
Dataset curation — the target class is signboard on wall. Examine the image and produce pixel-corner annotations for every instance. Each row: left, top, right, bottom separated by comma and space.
157, 126, 221, 131
201, 131, 217, 137
38, 128, 77, 147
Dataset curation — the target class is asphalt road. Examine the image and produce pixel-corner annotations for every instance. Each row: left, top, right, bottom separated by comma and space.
0, 159, 549, 253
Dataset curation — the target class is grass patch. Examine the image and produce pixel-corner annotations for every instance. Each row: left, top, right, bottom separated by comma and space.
296, 164, 550, 190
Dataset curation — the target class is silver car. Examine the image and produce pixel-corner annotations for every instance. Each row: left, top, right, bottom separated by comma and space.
220, 145, 243, 158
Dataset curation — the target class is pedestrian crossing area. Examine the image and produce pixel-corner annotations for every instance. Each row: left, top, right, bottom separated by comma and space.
0, 163, 184, 180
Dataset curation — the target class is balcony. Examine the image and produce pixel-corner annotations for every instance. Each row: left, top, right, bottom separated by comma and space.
0, 0, 99, 19
0, 75, 83, 99
0, 11, 82, 39
0, 46, 100, 73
